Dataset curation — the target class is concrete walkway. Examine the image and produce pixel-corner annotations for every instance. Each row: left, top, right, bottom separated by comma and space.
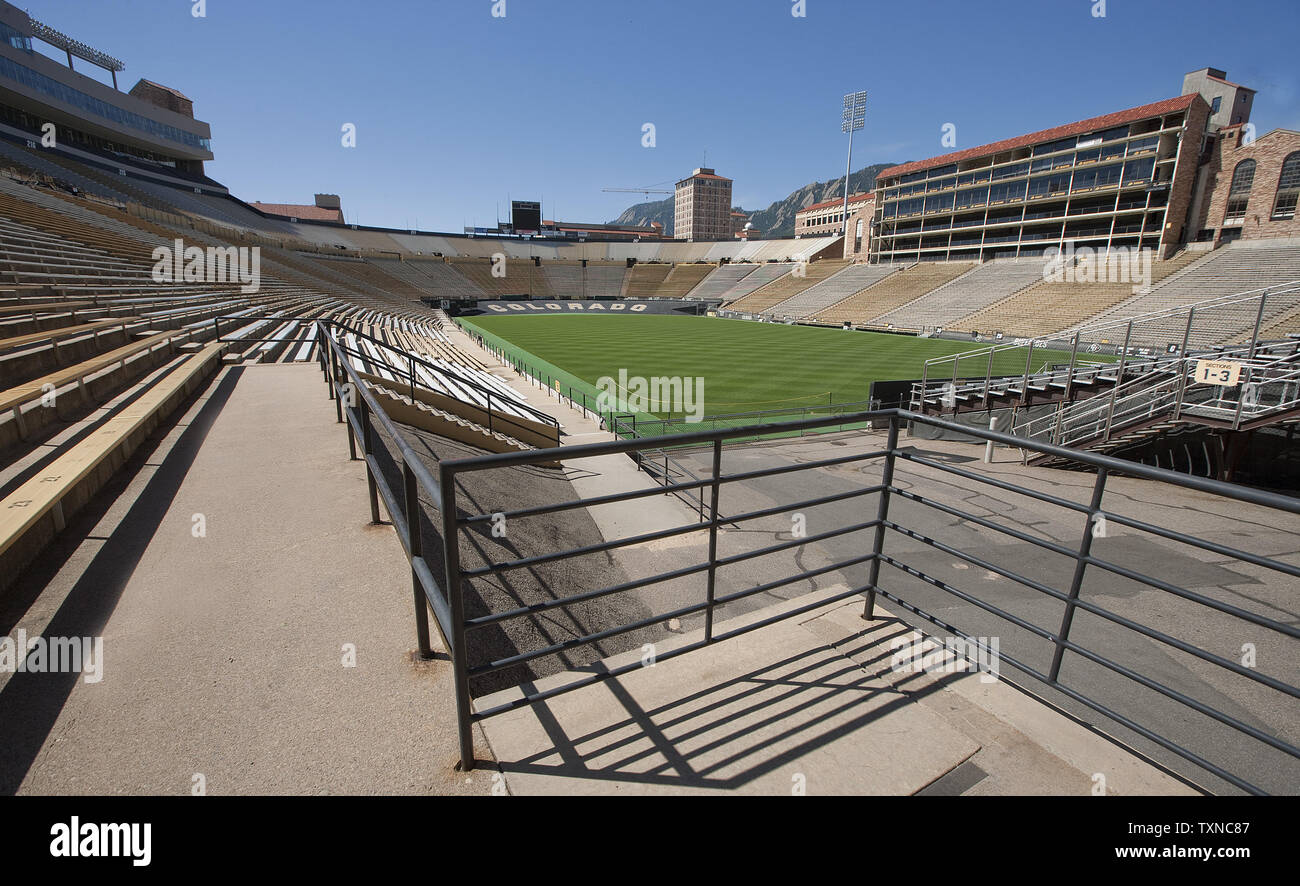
1, 363, 494, 795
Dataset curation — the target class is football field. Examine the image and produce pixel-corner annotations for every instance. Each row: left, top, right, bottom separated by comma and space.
459, 314, 1086, 422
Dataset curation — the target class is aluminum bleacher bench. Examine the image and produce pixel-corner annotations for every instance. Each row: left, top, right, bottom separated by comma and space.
0, 341, 226, 576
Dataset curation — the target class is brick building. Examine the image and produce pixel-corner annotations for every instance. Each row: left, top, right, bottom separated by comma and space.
795, 192, 873, 238
867, 67, 1295, 264
673, 168, 733, 241
1192, 126, 1300, 245
871, 94, 1209, 263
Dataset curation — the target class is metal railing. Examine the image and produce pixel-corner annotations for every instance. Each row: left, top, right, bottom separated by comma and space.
1015, 343, 1300, 448
329, 319, 562, 445
458, 323, 608, 426
316, 327, 1300, 792
221, 315, 561, 447
916, 283, 1300, 411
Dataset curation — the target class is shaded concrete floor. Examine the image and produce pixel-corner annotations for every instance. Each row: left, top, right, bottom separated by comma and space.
477, 589, 1191, 796
1, 363, 494, 795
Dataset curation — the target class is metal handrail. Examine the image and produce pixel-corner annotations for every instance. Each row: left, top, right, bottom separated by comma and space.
918, 283, 1300, 408
307, 321, 1300, 793
1016, 348, 1300, 445
313, 320, 476, 758
330, 318, 561, 431
329, 335, 557, 447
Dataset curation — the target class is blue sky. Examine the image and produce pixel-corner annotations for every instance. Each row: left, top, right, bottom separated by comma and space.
32, 0, 1300, 231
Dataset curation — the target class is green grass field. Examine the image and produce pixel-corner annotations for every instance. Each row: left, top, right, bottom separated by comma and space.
460, 314, 1094, 429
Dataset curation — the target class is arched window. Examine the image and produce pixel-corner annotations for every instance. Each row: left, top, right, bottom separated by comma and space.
1272, 152, 1300, 220
1224, 159, 1256, 223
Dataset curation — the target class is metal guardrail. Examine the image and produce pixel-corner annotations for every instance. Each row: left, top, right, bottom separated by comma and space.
330, 321, 560, 447
610, 399, 880, 520
1015, 344, 1300, 447
916, 283, 1300, 411
315, 328, 1299, 793
220, 315, 561, 446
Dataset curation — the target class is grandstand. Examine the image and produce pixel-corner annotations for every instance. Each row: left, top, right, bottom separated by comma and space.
725, 260, 848, 313
1071, 239, 1300, 346
812, 261, 976, 327
765, 262, 902, 320
947, 250, 1205, 338
869, 259, 1044, 331
656, 262, 715, 298
622, 262, 673, 299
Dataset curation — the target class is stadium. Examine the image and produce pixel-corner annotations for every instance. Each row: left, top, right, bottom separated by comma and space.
0, 0, 1296, 814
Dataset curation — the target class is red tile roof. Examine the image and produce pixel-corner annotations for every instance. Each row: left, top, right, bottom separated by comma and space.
680, 172, 731, 182
251, 202, 344, 223
878, 94, 1200, 180
798, 193, 874, 215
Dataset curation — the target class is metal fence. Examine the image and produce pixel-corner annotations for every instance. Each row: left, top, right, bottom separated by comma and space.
316, 324, 1299, 793
916, 283, 1300, 410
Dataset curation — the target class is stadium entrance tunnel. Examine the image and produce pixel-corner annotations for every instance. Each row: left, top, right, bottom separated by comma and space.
320, 328, 1299, 794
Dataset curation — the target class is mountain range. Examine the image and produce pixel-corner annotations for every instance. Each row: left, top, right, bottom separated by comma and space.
609, 162, 895, 239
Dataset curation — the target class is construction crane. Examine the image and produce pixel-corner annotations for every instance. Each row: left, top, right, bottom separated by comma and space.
602, 185, 674, 199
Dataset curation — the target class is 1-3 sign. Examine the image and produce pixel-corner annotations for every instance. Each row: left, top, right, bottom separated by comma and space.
1194, 359, 1243, 387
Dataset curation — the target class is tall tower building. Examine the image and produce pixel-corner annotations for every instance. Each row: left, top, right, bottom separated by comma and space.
674, 168, 733, 241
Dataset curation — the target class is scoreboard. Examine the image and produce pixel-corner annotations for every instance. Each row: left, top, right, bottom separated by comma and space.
511, 200, 541, 234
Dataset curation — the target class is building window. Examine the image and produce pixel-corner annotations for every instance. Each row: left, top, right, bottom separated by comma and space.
1224, 159, 1256, 224
1272, 153, 1300, 220
1211, 96, 1222, 115
0, 22, 31, 51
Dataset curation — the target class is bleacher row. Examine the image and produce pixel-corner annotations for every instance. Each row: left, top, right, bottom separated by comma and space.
0, 150, 577, 591
715, 241, 1300, 347
6, 132, 1299, 348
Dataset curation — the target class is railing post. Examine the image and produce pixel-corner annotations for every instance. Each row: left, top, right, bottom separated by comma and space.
343, 375, 358, 462
1050, 468, 1107, 682
331, 346, 344, 424
1232, 366, 1251, 431
1248, 291, 1268, 360
704, 439, 723, 641
1102, 321, 1133, 442
405, 462, 433, 660
951, 353, 960, 410
438, 465, 476, 771
863, 414, 899, 620
1173, 358, 1189, 421
983, 348, 995, 408
1064, 332, 1080, 400
1020, 340, 1035, 406
1179, 306, 1195, 359
361, 399, 380, 523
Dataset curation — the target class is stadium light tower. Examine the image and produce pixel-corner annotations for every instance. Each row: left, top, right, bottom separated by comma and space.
841, 90, 867, 236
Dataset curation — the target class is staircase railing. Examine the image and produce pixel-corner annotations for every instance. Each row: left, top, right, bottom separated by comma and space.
330, 319, 561, 446
1014, 345, 1300, 448
916, 282, 1300, 412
